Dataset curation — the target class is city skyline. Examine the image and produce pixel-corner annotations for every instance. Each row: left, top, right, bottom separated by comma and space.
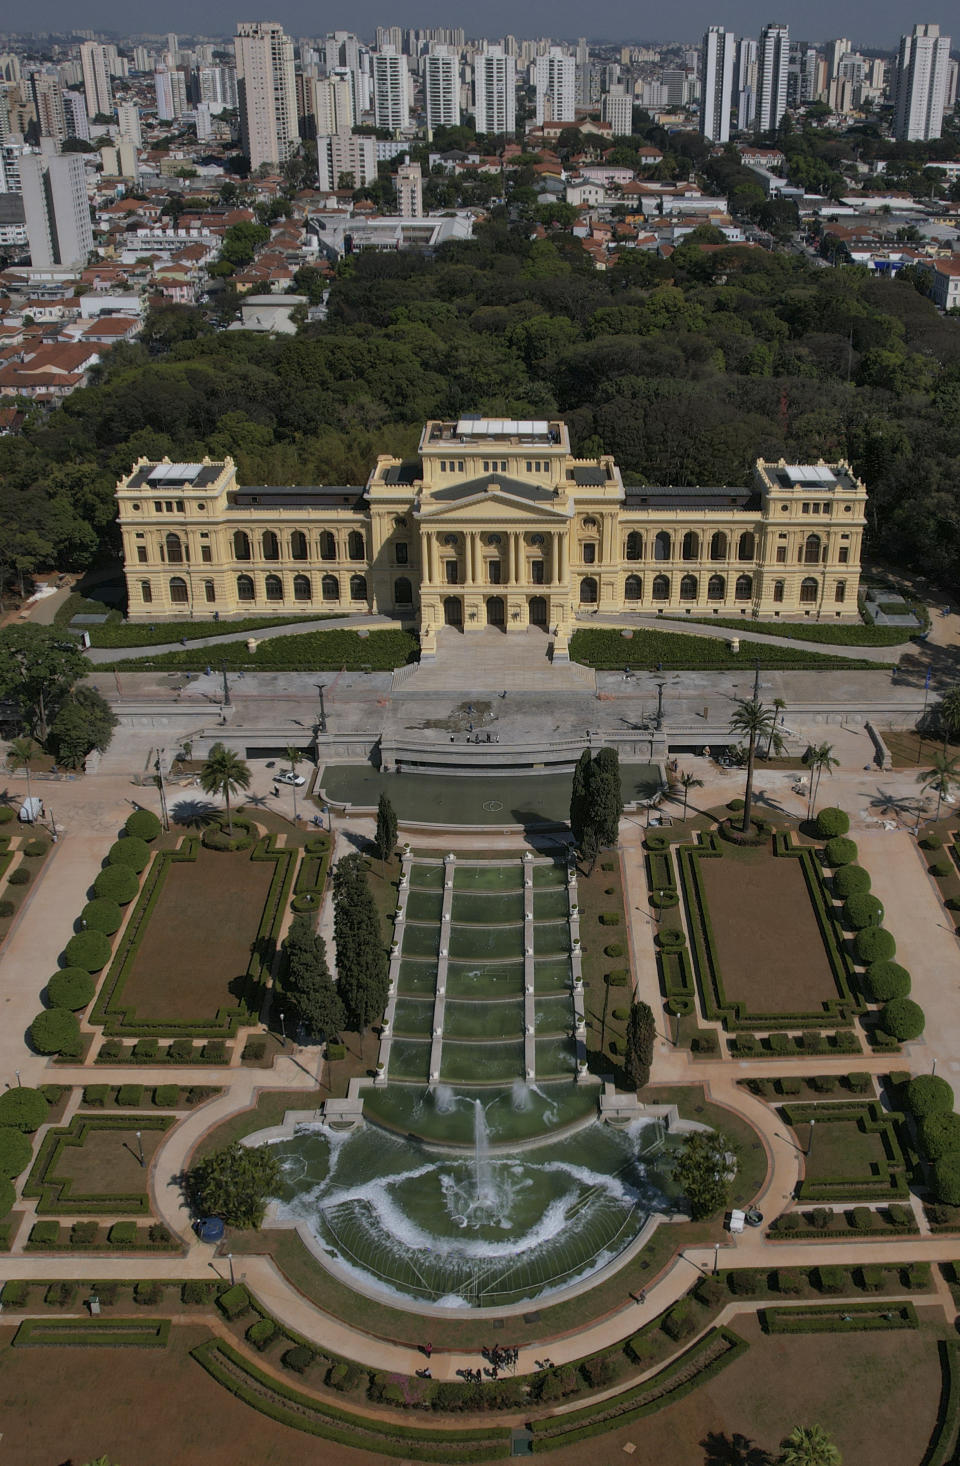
3, 5, 956, 52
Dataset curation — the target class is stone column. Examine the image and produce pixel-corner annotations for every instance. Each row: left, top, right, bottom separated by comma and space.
513, 533, 524, 585
551, 532, 560, 585
558, 532, 569, 583
422, 532, 433, 585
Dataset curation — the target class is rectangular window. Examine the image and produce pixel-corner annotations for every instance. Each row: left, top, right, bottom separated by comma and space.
153, 502, 163, 513
137, 545, 148, 564
488, 559, 501, 584
165, 501, 174, 513
582, 543, 596, 564
775, 545, 786, 563
140, 581, 152, 603
835, 581, 846, 602
531, 560, 544, 584
440, 459, 447, 471
204, 582, 216, 603
812, 503, 820, 514
501, 460, 507, 471
201, 545, 212, 563
526, 460, 532, 472
445, 560, 458, 585
458, 460, 464, 472
802, 503, 810, 514
177, 499, 185, 512
483, 460, 489, 472
395, 542, 408, 565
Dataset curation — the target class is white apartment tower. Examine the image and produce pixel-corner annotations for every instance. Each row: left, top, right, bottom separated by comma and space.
313, 75, 353, 134
756, 22, 789, 132
62, 92, 90, 141
30, 73, 66, 143
736, 36, 758, 128
601, 85, 632, 135
894, 23, 951, 141
316, 130, 376, 191
534, 47, 576, 125
116, 102, 142, 147
396, 159, 423, 215
80, 41, 113, 120
700, 26, 735, 141
373, 49, 410, 131
154, 66, 187, 120
474, 46, 516, 134
19, 148, 93, 268
424, 49, 460, 129
235, 21, 298, 170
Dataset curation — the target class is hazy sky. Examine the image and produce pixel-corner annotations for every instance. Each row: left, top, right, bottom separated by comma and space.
15, 0, 953, 49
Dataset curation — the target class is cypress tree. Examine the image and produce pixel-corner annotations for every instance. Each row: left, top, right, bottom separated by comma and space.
588, 747, 623, 847
281, 914, 344, 1042
570, 748, 591, 845
374, 793, 398, 862
332, 853, 389, 1031
624, 999, 655, 1090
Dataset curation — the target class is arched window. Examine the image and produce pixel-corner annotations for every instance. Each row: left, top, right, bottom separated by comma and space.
349, 530, 366, 561
735, 573, 752, 601
165, 533, 184, 565
233, 530, 251, 561
237, 573, 254, 602
681, 531, 700, 562
293, 574, 311, 601
262, 530, 279, 561
835, 580, 846, 603
625, 574, 642, 601
320, 531, 336, 560
487, 533, 501, 546
654, 531, 671, 561
291, 530, 308, 561
203, 580, 215, 604
800, 577, 818, 604
707, 574, 725, 601
579, 576, 598, 604
680, 573, 697, 601
804, 534, 821, 565
321, 574, 339, 601
139, 581, 152, 604
625, 531, 643, 561
264, 573, 283, 601
350, 574, 367, 601
738, 531, 756, 561
394, 576, 412, 605
773, 580, 785, 603
169, 576, 188, 603
652, 574, 670, 601
710, 531, 727, 561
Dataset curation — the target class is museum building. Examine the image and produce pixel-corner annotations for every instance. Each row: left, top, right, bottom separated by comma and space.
116, 417, 867, 657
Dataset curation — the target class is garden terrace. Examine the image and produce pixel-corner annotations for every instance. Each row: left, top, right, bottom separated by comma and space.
678, 830, 859, 1032
23, 1114, 174, 1215
782, 1100, 911, 1202
90, 833, 296, 1038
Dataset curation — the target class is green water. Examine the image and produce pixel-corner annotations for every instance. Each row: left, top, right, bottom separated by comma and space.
440, 1040, 525, 1083
533, 888, 570, 920
402, 924, 441, 959
317, 764, 662, 825
453, 864, 524, 891
410, 863, 445, 889
404, 889, 444, 923
536, 1035, 578, 1077
534, 958, 572, 991
449, 924, 524, 961
387, 1039, 432, 1081
360, 1081, 598, 1144
443, 999, 524, 1040
392, 999, 435, 1038
534, 921, 571, 954
397, 960, 437, 996
451, 890, 525, 925
445, 962, 524, 999
534, 995, 575, 1033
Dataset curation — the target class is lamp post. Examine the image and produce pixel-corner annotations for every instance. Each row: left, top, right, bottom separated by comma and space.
220, 660, 231, 708
655, 681, 666, 731
807, 1118, 816, 1155
227, 1252, 235, 1285
154, 751, 169, 832
714, 1241, 720, 1275
15, 1070, 20, 1088
135, 1130, 144, 1168
317, 684, 327, 734
280, 1010, 286, 1047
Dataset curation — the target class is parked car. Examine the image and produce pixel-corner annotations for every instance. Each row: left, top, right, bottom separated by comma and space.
276, 770, 306, 787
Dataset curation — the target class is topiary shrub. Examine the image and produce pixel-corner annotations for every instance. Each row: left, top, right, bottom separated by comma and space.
154, 1085, 179, 1107
0, 1125, 33, 1178
107, 837, 150, 872
8, 868, 30, 886
846, 1071, 873, 1094
125, 809, 161, 842
933, 1155, 960, 1207
92, 864, 140, 905
645, 832, 670, 851
167, 1038, 195, 1062
843, 893, 884, 930
728, 1268, 762, 1296
216, 1284, 251, 1320
117, 1085, 143, 1107
0, 1087, 47, 1133
824, 836, 858, 867
920, 834, 943, 851
930, 860, 952, 878
202, 827, 254, 852
662, 1300, 697, 1340
816, 807, 850, 839
108, 1221, 137, 1246
79, 898, 124, 935
650, 889, 679, 909
63, 930, 112, 972
920, 1112, 960, 1160
656, 928, 686, 950
30, 1007, 81, 1057
182, 1280, 217, 1304
0, 807, 13, 823
46, 969, 95, 1011
0, 900, 13, 918
133, 1038, 158, 1060
880, 997, 925, 1042
815, 1265, 846, 1294
83, 1085, 109, 1107
0, 1177, 15, 1216
246, 1318, 276, 1352
850, 1206, 873, 1230
947, 896, 960, 912
604, 943, 624, 958
134, 1281, 163, 1305
283, 1345, 316, 1374
834, 864, 870, 899
23, 839, 48, 857
863, 961, 910, 1002
904, 1073, 954, 1118
854, 926, 896, 964
727, 798, 744, 812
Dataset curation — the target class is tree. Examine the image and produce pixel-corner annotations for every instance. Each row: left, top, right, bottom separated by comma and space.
281, 914, 344, 1041
49, 686, 117, 769
587, 746, 623, 847
7, 736, 35, 808
777, 1424, 841, 1466
374, 792, 398, 862
917, 751, 960, 821
678, 770, 703, 818
806, 743, 839, 821
199, 743, 251, 834
186, 1140, 281, 1229
766, 697, 787, 756
332, 852, 389, 1031
728, 700, 776, 833
0, 625, 88, 744
624, 1000, 655, 1090
569, 748, 591, 846
672, 1129, 737, 1220
284, 745, 304, 819
933, 687, 960, 751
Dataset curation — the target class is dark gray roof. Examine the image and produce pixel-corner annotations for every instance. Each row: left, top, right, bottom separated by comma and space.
383, 461, 421, 485
571, 467, 605, 486
231, 486, 365, 509
624, 486, 760, 511
127, 464, 223, 490
430, 474, 557, 504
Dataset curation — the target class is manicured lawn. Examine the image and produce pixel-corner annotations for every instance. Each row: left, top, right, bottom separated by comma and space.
49, 1123, 165, 1196
803, 1115, 887, 1180
112, 627, 418, 672
570, 626, 878, 671
880, 729, 960, 768
577, 852, 630, 1066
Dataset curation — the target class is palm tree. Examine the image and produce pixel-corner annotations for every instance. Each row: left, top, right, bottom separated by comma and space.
917, 751, 960, 822
728, 699, 776, 834
284, 745, 304, 820
937, 687, 960, 753
199, 743, 251, 835
7, 736, 36, 812
766, 698, 787, 758
806, 743, 839, 822
678, 770, 703, 818
777, 1423, 841, 1466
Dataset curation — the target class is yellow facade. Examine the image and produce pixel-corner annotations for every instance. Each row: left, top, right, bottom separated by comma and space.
116, 418, 867, 653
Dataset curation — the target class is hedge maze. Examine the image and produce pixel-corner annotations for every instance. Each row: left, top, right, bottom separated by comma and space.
782, 1100, 911, 1201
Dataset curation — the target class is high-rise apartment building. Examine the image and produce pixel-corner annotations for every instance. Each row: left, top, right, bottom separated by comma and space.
62, 91, 90, 141
736, 36, 758, 128
534, 48, 575, 125
117, 102, 141, 147
133, 45, 152, 73
236, 21, 298, 169
80, 41, 113, 120
700, 26, 735, 141
756, 22, 789, 132
894, 23, 951, 141
396, 159, 423, 215
197, 65, 238, 114
20, 146, 93, 268
313, 74, 353, 135
30, 72, 66, 143
424, 48, 459, 129
376, 26, 403, 53
373, 49, 410, 131
474, 46, 516, 134
316, 130, 376, 191
601, 85, 632, 135
154, 66, 187, 120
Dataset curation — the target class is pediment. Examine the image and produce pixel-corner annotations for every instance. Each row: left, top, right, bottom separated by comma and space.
418, 489, 571, 523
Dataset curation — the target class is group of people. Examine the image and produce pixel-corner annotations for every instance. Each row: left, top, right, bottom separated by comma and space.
420, 1341, 520, 1382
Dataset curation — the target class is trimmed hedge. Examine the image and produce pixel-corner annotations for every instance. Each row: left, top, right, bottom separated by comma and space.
863, 961, 911, 1003
47, 967, 96, 1011
920, 1112, 960, 1161
0, 1126, 33, 1177
0, 1087, 48, 1133
93, 864, 141, 905
816, 808, 850, 838
905, 1074, 955, 1118
934, 1156, 960, 1207
125, 809, 161, 841
834, 865, 870, 899
0, 1177, 15, 1215
880, 997, 925, 1041
30, 1007, 81, 1057
762, 1302, 918, 1333
824, 836, 858, 867
79, 898, 124, 936
63, 930, 112, 972
843, 893, 884, 930
107, 837, 151, 873
854, 927, 896, 964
